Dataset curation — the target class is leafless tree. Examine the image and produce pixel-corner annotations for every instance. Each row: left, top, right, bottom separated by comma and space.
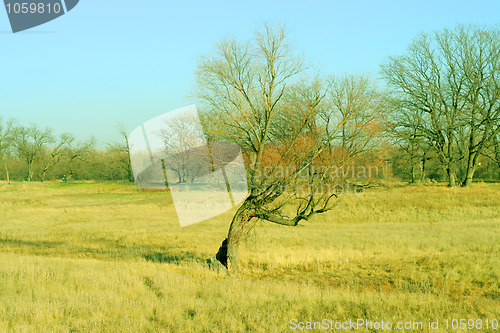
40, 133, 74, 181
65, 136, 96, 181
325, 73, 387, 169
108, 123, 134, 182
156, 113, 206, 184
488, 134, 500, 168
0, 117, 16, 183
456, 26, 500, 186
196, 24, 345, 272
387, 118, 433, 182
14, 124, 54, 181
382, 25, 500, 187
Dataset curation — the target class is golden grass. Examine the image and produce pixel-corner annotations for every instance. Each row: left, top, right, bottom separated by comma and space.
0, 181, 499, 332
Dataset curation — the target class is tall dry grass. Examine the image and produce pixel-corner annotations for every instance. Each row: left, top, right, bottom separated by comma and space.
0, 181, 499, 332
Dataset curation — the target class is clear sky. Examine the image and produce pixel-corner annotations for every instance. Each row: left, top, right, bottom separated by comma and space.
1, 0, 499, 145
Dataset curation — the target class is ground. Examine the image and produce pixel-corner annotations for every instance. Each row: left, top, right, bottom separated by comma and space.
0, 181, 499, 332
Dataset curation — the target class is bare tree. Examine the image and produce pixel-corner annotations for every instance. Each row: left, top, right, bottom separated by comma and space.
387, 119, 434, 183
197, 24, 344, 272
65, 136, 96, 181
455, 26, 500, 186
382, 25, 500, 187
0, 117, 16, 183
156, 113, 206, 184
325, 74, 386, 169
107, 123, 134, 182
14, 124, 55, 181
488, 133, 500, 168
40, 133, 74, 181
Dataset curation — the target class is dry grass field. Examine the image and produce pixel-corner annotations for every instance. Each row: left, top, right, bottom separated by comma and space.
0, 181, 499, 332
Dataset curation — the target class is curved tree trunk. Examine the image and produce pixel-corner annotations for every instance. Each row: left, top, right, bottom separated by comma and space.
214, 198, 254, 272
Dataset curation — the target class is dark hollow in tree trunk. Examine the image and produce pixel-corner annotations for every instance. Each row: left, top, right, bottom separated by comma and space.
215, 238, 228, 268
209, 199, 254, 272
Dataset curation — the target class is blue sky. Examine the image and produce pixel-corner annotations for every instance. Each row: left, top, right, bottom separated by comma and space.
1, 0, 499, 145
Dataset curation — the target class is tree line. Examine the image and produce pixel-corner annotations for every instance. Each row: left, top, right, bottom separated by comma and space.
0, 24, 499, 188
0, 120, 133, 183
383, 25, 500, 187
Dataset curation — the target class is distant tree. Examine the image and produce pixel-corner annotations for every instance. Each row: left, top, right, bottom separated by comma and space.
457, 27, 500, 186
386, 108, 435, 183
382, 25, 500, 187
156, 113, 206, 183
480, 133, 500, 180
107, 123, 134, 182
14, 124, 54, 181
491, 134, 500, 168
325, 73, 387, 169
65, 136, 96, 181
0, 117, 16, 183
40, 133, 74, 181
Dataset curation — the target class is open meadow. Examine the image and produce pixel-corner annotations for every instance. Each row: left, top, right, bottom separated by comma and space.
0, 182, 499, 332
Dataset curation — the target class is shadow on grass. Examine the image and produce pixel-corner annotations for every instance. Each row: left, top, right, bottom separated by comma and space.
142, 251, 204, 264
0, 238, 63, 248
0, 237, 206, 265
